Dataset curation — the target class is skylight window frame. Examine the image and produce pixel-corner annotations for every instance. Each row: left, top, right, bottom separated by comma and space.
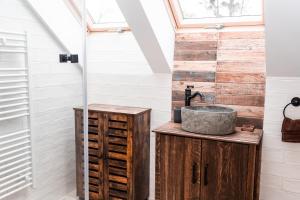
165, 0, 265, 29
67, 0, 130, 32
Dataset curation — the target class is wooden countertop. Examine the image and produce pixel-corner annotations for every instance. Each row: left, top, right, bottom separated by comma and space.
153, 122, 263, 145
74, 104, 151, 115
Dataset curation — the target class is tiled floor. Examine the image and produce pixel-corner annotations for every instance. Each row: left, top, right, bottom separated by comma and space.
61, 197, 77, 200
60, 191, 77, 200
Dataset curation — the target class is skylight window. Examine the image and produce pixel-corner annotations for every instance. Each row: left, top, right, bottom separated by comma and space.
69, 0, 128, 31
86, 0, 127, 26
168, 0, 263, 28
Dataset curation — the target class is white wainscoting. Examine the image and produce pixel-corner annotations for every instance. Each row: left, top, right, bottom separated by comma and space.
261, 77, 300, 200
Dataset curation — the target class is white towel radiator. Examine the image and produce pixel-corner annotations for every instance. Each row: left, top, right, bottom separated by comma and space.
0, 30, 34, 199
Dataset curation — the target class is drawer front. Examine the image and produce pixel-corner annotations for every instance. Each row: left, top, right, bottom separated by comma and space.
103, 113, 132, 200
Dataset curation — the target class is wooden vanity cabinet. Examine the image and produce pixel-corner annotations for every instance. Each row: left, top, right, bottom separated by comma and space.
154, 122, 263, 200
74, 104, 151, 200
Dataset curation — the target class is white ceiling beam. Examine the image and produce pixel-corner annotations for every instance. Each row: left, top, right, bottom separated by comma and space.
116, 0, 175, 74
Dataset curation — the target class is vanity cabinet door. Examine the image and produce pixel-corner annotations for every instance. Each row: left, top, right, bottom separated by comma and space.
200, 140, 250, 200
156, 134, 201, 200
102, 113, 132, 200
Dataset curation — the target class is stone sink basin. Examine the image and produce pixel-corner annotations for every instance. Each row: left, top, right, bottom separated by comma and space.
181, 106, 237, 135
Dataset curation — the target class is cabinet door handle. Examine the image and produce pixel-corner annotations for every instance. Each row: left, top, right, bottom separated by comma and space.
204, 164, 208, 186
192, 162, 198, 184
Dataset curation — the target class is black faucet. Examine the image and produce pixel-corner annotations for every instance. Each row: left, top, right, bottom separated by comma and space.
185, 85, 205, 106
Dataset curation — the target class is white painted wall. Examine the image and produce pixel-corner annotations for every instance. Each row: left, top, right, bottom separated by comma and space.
263, 1, 300, 199
87, 32, 152, 74
264, 0, 300, 77
261, 77, 300, 200
0, 0, 82, 199
25, 0, 83, 65
87, 32, 172, 128
87, 32, 172, 200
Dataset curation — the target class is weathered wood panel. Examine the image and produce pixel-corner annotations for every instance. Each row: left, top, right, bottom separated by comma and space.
75, 110, 84, 198
173, 70, 215, 82
176, 41, 217, 50
201, 140, 250, 200
216, 95, 265, 107
172, 81, 215, 93
217, 61, 265, 73
175, 50, 217, 61
218, 39, 265, 51
174, 61, 217, 72
132, 111, 151, 200
172, 31, 266, 129
155, 134, 202, 200
216, 83, 265, 96
216, 72, 265, 84
176, 32, 218, 41
219, 31, 265, 39
217, 50, 265, 62
219, 105, 264, 119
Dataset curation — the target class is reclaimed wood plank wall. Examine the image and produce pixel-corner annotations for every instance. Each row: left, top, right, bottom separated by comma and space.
172, 31, 266, 128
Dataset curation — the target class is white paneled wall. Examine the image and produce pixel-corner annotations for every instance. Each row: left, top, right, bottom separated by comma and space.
261, 77, 300, 200
0, 0, 82, 199
88, 73, 172, 129
88, 32, 153, 74
88, 32, 172, 200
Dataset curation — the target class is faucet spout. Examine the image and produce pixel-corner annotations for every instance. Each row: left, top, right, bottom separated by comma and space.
184, 85, 205, 106
186, 92, 205, 106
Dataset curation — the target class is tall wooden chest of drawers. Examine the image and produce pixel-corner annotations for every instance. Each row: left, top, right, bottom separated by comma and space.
74, 104, 151, 200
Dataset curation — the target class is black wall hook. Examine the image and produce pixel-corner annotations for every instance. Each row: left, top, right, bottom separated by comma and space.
283, 97, 300, 118
59, 54, 78, 63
